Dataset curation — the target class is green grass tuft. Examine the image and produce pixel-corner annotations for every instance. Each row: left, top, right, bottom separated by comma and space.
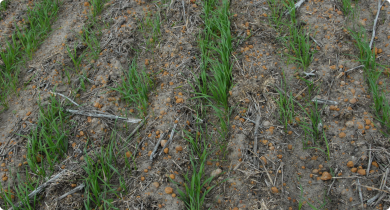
111, 57, 154, 118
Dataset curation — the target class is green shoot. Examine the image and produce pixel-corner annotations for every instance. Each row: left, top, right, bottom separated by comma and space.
111, 57, 154, 118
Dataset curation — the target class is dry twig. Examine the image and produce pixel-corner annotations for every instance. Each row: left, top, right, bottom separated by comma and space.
66, 109, 141, 123
54, 183, 85, 202
150, 133, 165, 161
369, 0, 384, 49
9, 170, 67, 210
253, 115, 261, 167
159, 118, 179, 156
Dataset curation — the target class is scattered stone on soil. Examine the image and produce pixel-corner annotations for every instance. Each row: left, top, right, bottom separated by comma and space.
321, 172, 332, 181
211, 168, 222, 177
165, 187, 173, 194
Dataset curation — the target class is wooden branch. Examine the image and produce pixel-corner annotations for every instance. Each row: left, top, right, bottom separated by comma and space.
284, 0, 305, 15
369, 0, 384, 49
150, 133, 165, 161
159, 119, 179, 156
253, 115, 261, 167
9, 170, 66, 210
54, 183, 85, 202
50, 91, 80, 107
66, 109, 141, 123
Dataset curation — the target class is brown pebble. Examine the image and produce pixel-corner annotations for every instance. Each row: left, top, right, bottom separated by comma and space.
287, 144, 293, 150
320, 172, 332, 181
349, 98, 357, 104
170, 174, 175, 179
260, 156, 267, 164
153, 182, 160, 188
372, 161, 379, 168
357, 169, 366, 176
165, 187, 173, 194
351, 168, 358, 173
175, 145, 183, 152
161, 140, 167, 147
164, 148, 169, 154
126, 151, 132, 158
347, 161, 354, 168
339, 132, 346, 138
271, 186, 279, 193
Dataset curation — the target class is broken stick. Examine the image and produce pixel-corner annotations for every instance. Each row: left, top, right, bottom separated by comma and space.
253, 115, 261, 167
66, 109, 141, 123
150, 133, 165, 161
159, 119, 179, 156
369, 0, 384, 49
50, 91, 80, 107
54, 183, 85, 202
284, 0, 305, 15
9, 170, 67, 210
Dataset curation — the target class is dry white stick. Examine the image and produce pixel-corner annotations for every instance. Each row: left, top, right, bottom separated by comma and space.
284, 0, 305, 15
374, 193, 387, 206
281, 163, 284, 193
310, 36, 323, 47
54, 183, 85, 202
367, 193, 380, 205
311, 98, 338, 105
367, 144, 372, 177
356, 183, 390, 194
50, 91, 79, 106
159, 119, 179, 156
331, 176, 359, 179
150, 133, 165, 161
118, 116, 148, 154
327, 168, 338, 195
273, 162, 284, 186
66, 109, 141, 123
253, 115, 261, 167
371, 168, 390, 206
9, 170, 66, 210
357, 179, 363, 209
260, 158, 273, 186
128, 115, 148, 138
369, 0, 383, 49
345, 65, 364, 73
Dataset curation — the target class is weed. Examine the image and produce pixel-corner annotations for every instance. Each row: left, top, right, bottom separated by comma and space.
266, 0, 285, 30
348, 26, 390, 134
298, 177, 330, 209
138, 12, 161, 48
209, 105, 231, 157
0, 0, 10, 11
279, 23, 316, 70
90, 0, 107, 18
298, 100, 330, 159
79, 25, 101, 61
111, 57, 154, 118
339, 0, 359, 21
282, 0, 298, 25
82, 131, 127, 210
191, 0, 233, 110
24, 94, 70, 176
174, 126, 221, 210
65, 42, 85, 72
0, 0, 60, 110
0, 172, 40, 209
275, 87, 295, 133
